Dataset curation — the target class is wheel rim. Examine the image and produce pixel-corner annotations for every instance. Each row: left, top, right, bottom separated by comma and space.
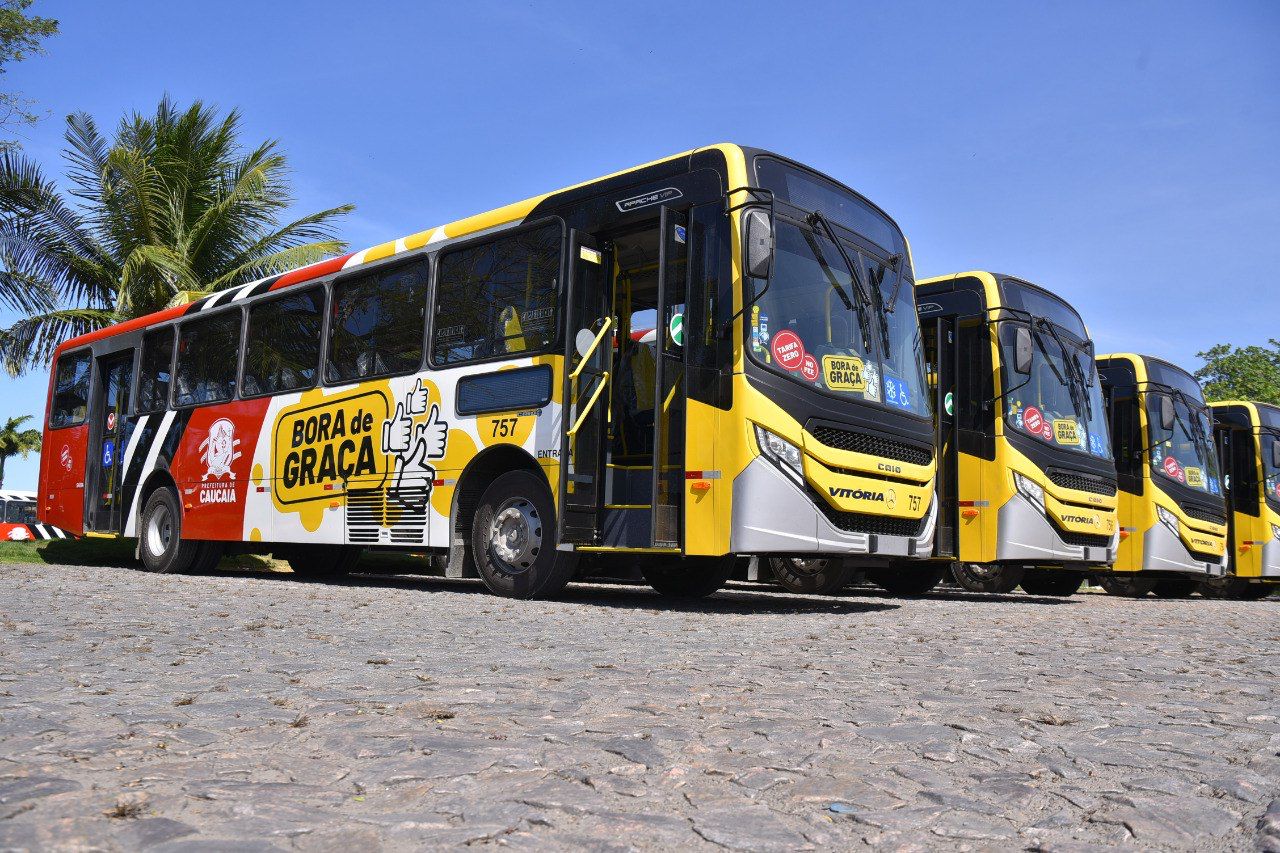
487, 497, 542, 574
788, 557, 828, 576
963, 563, 1001, 582
146, 502, 172, 557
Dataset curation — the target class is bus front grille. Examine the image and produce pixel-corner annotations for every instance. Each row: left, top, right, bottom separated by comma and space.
1055, 528, 1112, 549
1182, 504, 1227, 526
346, 479, 430, 545
809, 487, 927, 538
808, 426, 932, 467
1046, 469, 1118, 497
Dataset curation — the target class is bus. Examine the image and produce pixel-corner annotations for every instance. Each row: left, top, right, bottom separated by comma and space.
1207, 401, 1280, 599
1095, 354, 1228, 596
0, 490, 67, 541
38, 144, 937, 600
907, 272, 1118, 597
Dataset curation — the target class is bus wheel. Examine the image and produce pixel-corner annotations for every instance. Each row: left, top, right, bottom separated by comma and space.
768, 556, 853, 595
138, 488, 201, 574
1151, 577, 1198, 598
284, 544, 362, 578
951, 562, 1025, 594
865, 566, 943, 596
189, 541, 225, 574
641, 556, 736, 599
1095, 573, 1156, 597
1019, 570, 1083, 597
472, 471, 577, 599
1199, 577, 1273, 600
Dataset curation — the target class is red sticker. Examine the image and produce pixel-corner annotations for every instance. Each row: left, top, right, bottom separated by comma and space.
800, 354, 819, 381
771, 330, 806, 372
1042, 422, 1055, 441
106, 411, 116, 431
1163, 455, 1181, 479
1023, 406, 1043, 435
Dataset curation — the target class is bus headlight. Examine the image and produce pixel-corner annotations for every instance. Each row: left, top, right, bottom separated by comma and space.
1156, 505, 1181, 535
754, 425, 804, 486
1013, 472, 1044, 509
1271, 523, 1280, 541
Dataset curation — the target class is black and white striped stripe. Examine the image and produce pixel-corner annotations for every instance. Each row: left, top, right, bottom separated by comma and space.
184, 275, 281, 314
24, 524, 68, 540
121, 409, 191, 536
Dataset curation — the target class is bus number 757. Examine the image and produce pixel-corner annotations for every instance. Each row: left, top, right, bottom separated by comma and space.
491, 417, 519, 438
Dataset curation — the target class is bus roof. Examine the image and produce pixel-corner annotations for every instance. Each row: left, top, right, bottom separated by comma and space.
51, 143, 748, 356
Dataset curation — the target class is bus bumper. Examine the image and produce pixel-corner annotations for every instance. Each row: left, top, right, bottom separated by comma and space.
1265, 539, 1280, 577
1142, 523, 1225, 576
730, 456, 935, 557
997, 489, 1117, 565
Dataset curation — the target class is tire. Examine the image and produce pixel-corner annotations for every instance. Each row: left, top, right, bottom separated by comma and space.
189, 541, 225, 574
641, 555, 736, 599
471, 470, 577, 599
1151, 577, 1198, 599
138, 487, 200, 574
866, 565, 944, 596
1094, 573, 1157, 597
951, 562, 1025, 594
1019, 569, 1083, 597
284, 544, 363, 578
768, 556, 853, 595
1199, 576, 1274, 600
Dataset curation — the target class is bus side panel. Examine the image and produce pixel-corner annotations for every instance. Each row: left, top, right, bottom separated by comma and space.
39, 424, 89, 534
956, 450, 991, 562
167, 398, 271, 541
1113, 484, 1147, 572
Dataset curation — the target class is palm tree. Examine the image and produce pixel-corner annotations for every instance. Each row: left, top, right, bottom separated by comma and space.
0, 96, 354, 375
0, 414, 40, 488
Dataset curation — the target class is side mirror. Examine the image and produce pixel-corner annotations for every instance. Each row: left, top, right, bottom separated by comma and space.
1013, 326, 1033, 375
1271, 439, 1280, 469
744, 208, 774, 280
1160, 394, 1176, 432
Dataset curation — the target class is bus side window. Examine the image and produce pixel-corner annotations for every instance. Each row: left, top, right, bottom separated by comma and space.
431, 222, 561, 367
174, 311, 242, 408
137, 328, 175, 414
328, 261, 428, 382
49, 350, 91, 428
244, 287, 324, 396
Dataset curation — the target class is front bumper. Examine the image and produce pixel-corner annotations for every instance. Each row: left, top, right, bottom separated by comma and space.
996, 490, 1117, 565
730, 455, 935, 557
1141, 521, 1225, 576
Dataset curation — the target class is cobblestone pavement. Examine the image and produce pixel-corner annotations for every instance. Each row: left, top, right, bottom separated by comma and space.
1, 562, 1277, 852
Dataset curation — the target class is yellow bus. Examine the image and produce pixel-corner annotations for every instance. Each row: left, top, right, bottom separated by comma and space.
40, 144, 938, 599
908, 272, 1118, 596
1207, 401, 1280, 599
1095, 354, 1228, 596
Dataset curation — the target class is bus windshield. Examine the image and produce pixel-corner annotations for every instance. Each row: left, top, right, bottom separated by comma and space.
1255, 404, 1280, 506
1144, 361, 1221, 495
747, 220, 928, 417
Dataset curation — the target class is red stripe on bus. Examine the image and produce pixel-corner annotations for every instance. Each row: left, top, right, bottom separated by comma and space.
53, 304, 189, 353
271, 253, 355, 289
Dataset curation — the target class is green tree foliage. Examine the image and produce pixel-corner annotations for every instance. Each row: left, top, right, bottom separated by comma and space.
0, 413, 39, 488
1195, 340, 1280, 405
0, 0, 58, 150
0, 96, 354, 375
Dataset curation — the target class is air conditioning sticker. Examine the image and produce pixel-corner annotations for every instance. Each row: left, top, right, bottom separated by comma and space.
822, 354, 866, 392
884, 376, 912, 410
1053, 419, 1081, 446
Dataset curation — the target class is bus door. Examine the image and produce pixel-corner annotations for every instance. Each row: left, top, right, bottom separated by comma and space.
924, 315, 958, 558
559, 231, 612, 543
650, 206, 688, 548
87, 350, 134, 532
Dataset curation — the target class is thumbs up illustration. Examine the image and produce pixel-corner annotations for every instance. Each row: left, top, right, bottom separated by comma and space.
405, 377, 429, 416
416, 403, 448, 460
381, 402, 413, 454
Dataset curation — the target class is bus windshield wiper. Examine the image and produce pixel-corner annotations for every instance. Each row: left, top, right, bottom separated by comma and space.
807, 211, 877, 353
1035, 318, 1091, 421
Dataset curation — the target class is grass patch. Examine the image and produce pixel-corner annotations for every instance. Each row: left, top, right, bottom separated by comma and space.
0, 537, 137, 567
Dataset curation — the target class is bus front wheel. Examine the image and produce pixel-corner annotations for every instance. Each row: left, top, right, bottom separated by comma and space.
472, 471, 577, 599
138, 488, 201, 574
1095, 573, 1156, 597
951, 562, 1025, 594
641, 555, 735, 599
768, 556, 853, 595
1199, 577, 1274, 600
1019, 569, 1083, 597
283, 544, 363, 578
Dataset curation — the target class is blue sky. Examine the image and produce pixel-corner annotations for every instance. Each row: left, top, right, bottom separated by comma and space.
1, 0, 1277, 489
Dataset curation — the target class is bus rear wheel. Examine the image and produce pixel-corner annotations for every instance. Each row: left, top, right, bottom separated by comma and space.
768, 556, 853, 595
951, 562, 1025, 594
1095, 573, 1156, 597
283, 544, 363, 578
138, 487, 200, 574
189, 541, 225, 574
472, 471, 577, 600
641, 555, 736, 599
1019, 570, 1083, 597
1151, 577, 1198, 598
866, 566, 943, 596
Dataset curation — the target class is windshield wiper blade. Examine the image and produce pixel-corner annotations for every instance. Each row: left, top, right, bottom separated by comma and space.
1035, 318, 1092, 420
883, 254, 905, 314
807, 211, 876, 353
